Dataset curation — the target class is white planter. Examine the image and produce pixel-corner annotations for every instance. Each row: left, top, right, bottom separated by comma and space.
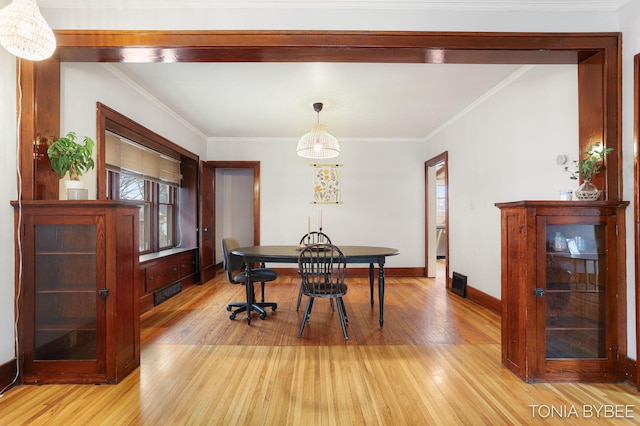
65, 180, 88, 200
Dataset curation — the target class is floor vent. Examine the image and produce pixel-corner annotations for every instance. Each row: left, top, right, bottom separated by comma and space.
154, 281, 182, 306
451, 272, 467, 298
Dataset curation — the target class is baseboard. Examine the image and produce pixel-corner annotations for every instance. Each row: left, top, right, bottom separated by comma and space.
624, 356, 637, 387
0, 358, 18, 393
461, 284, 501, 315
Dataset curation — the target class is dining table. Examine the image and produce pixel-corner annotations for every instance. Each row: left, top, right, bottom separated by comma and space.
232, 245, 399, 326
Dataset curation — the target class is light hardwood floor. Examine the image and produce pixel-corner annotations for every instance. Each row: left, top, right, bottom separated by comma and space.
0, 265, 639, 425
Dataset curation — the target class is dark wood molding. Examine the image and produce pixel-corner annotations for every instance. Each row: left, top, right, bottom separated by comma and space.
0, 358, 18, 393
624, 356, 637, 387
425, 152, 449, 280
18, 58, 60, 200
203, 161, 262, 262
634, 53, 640, 391
96, 102, 199, 199
464, 285, 501, 315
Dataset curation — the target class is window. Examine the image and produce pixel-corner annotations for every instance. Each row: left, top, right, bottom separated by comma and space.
105, 132, 180, 254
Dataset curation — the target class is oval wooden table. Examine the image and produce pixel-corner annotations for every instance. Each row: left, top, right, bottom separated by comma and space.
232, 245, 399, 325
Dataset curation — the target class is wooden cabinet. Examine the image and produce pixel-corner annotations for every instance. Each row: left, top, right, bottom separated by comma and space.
495, 200, 627, 383
139, 248, 199, 312
12, 201, 140, 384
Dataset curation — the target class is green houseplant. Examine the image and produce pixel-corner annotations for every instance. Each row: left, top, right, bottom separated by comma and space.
47, 131, 95, 181
564, 141, 613, 200
47, 131, 95, 199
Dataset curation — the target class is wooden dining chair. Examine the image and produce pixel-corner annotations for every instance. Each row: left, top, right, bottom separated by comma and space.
221, 237, 278, 322
297, 231, 332, 311
297, 243, 349, 340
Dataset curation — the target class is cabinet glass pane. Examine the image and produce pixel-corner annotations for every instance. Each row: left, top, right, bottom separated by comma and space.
545, 223, 606, 359
34, 224, 97, 360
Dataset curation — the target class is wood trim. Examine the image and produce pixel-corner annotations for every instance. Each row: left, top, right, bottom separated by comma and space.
425, 152, 448, 280
97, 102, 199, 199
18, 58, 60, 200
635, 53, 640, 391
464, 285, 501, 315
206, 161, 261, 247
624, 356, 637, 387
0, 358, 18, 392
52, 30, 619, 63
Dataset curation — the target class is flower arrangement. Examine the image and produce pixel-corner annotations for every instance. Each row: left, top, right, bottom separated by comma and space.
564, 142, 613, 182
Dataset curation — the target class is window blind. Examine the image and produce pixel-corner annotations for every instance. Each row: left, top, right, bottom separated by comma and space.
106, 131, 180, 184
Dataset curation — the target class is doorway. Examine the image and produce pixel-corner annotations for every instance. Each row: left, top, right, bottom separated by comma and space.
425, 152, 449, 283
199, 161, 261, 283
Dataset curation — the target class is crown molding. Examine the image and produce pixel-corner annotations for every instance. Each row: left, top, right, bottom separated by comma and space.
37, 1, 624, 12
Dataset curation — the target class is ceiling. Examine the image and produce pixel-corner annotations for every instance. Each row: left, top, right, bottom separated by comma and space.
110, 62, 527, 141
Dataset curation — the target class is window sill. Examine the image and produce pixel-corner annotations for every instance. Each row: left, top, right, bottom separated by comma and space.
140, 247, 197, 264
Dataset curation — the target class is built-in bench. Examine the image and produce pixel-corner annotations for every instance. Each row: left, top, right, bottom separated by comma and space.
139, 248, 199, 312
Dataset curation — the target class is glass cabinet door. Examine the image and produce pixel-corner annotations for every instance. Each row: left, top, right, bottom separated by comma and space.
33, 224, 97, 360
544, 222, 606, 359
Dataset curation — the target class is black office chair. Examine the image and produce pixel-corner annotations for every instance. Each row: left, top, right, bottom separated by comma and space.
296, 231, 332, 311
222, 237, 278, 322
298, 243, 349, 339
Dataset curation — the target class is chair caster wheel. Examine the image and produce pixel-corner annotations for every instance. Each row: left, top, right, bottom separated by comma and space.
271, 306, 277, 311
226, 306, 232, 312
230, 313, 236, 320
260, 312, 266, 320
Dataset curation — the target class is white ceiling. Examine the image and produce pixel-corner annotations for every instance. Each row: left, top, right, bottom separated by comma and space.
110, 62, 526, 141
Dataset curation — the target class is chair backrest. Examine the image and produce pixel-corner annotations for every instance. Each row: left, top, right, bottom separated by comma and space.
299, 231, 332, 245
298, 244, 346, 297
221, 237, 244, 283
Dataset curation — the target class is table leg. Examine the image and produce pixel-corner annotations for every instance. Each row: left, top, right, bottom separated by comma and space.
245, 264, 253, 325
378, 261, 385, 327
369, 263, 375, 307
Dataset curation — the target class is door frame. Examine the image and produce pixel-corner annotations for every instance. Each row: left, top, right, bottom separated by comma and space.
425, 152, 449, 283
203, 161, 261, 274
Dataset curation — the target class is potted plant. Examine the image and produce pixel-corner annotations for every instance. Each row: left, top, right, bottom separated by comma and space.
564, 141, 613, 200
47, 131, 95, 199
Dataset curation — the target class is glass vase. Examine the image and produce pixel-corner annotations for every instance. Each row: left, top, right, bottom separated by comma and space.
574, 180, 600, 201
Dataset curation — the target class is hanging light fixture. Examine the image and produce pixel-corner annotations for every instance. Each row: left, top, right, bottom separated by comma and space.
297, 102, 340, 159
0, 0, 56, 61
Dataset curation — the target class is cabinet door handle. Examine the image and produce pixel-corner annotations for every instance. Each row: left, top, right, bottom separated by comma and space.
533, 288, 544, 297
149, 275, 154, 280
98, 288, 109, 298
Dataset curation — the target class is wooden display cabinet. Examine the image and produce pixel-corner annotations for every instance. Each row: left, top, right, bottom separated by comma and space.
12, 201, 140, 384
495, 200, 627, 383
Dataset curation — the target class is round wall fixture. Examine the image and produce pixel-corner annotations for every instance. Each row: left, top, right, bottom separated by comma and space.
555, 154, 568, 165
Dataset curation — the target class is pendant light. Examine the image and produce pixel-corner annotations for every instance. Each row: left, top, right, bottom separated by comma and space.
0, 0, 56, 61
297, 102, 340, 159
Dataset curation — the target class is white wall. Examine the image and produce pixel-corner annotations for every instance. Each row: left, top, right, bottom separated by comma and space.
424, 65, 578, 299
0, 48, 18, 363
215, 169, 255, 264
61, 63, 207, 167
208, 137, 424, 268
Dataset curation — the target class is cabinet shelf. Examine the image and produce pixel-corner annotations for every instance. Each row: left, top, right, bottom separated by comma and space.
35, 319, 97, 331
36, 289, 95, 294
36, 252, 96, 257
546, 316, 603, 330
